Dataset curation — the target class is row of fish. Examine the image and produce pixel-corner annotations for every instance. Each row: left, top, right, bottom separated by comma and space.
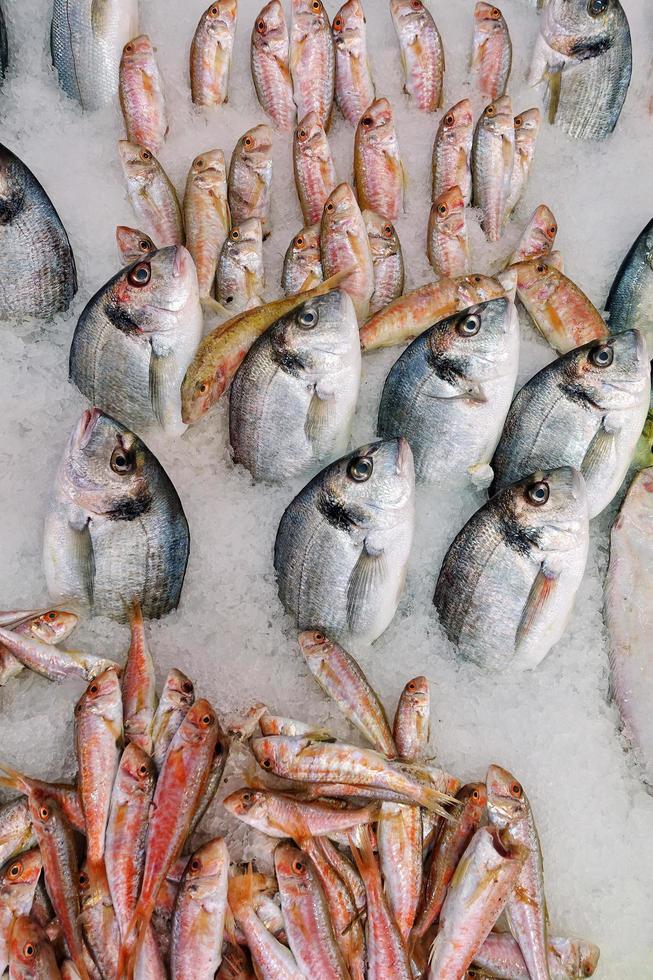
0, 612, 602, 979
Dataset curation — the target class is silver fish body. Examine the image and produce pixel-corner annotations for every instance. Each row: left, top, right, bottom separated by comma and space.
251, 1, 295, 130
290, 0, 335, 130
432, 99, 473, 206
434, 467, 590, 671
216, 218, 265, 312
69, 246, 202, 437
118, 140, 184, 247
491, 331, 651, 517
293, 111, 337, 226
43, 409, 189, 622
390, 0, 444, 113
228, 125, 273, 236
363, 211, 404, 316
229, 289, 361, 483
605, 217, 653, 356
506, 108, 541, 217
282, 225, 323, 295
332, 0, 375, 127
378, 298, 519, 487
0, 144, 76, 320
275, 438, 415, 642
472, 95, 514, 242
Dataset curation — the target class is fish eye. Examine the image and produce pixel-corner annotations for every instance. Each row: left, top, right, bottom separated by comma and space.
79, 870, 89, 886
333, 15, 343, 29
210, 4, 220, 15
311, 0, 321, 9
197, 382, 208, 394
243, 136, 254, 149
411, 0, 421, 8
256, 18, 265, 31
485, 104, 496, 117
587, 0, 608, 14
297, 307, 318, 328
262, 757, 272, 769
191, 857, 201, 871
472, 789, 479, 799
48, 611, 57, 620
589, 344, 613, 368
181, 679, 194, 693
361, 115, 373, 127
9, 862, 22, 878
547, 224, 557, 238
140, 149, 152, 162
325, 202, 335, 213
535, 263, 547, 274
23, 943, 36, 959
510, 781, 523, 797
297, 128, 308, 141
444, 112, 455, 126
230, 228, 240, 241
347, 456, 373, 482
292, 859, 306, 874
314, 631, 325, 641
125, 42, 134, 54
294, 235, 305, 249
89, 681, 99, 694
242, 791, 252, 803
526, 481, 549, 506
110, 446, 135, 475
514, 115, 523, 127
200, 712, 215, 728
39, 806, 49, 820
138, 764, 149, 776
128, 262, 151, 287
139, 240, 151, 252
582, 965, 593, 977
457, 312, 481, 336
490, 6, 501, 17
437, 202, 447, 216
382, 223, 393, 238
407, 680, 417, 691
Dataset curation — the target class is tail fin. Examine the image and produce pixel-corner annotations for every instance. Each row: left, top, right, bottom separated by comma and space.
348, 824, 379, 890
118, 900, 152, 980
0, 761, 32, 795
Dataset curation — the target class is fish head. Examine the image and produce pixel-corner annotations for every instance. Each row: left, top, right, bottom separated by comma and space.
358, 98, 394, 143
161, 667, 195, 708
250, 734, 300, 772
320, 438, 415, 529
515, 205, 557, 261
253, 1, 287, 46
514, 107, 541, 139
225, 217, 263, 260
269, 289, 357, 366
26, 609, 79, 643
503, 467, 589, 555
575, 940, 601, 977
116, 226, 156, 266
391, 0, 430, 34
292, 0, 330, 32
28, 791, 63, 840
118, 742, 155, 796
431, 185, 465, 232
181, 357, 227, 424
186, 837, 229, 883
0, 847, 42, 893
363, 212, 400, 262
121, 34, 155, 69
297, 628, 334, 664
204, 0, 238, 33
274, 842, 313, 893
439, 99, 473, 146
112, 245, 198, 320
456, 273, 505, 309
118, 140, 158, 184
288, 225, 321, 262
486, 764, 528, 826
179, 698, 219, 745
457, 781, 487, 813
295, 111, 327, 155
223, 787, 270, 821
474, 2, 506, 36
428, 298, 515, 383
401, 675, 430, 713
238, 125, 273, 162
190, 149, 227, 191
322, 182, 360, 236
477, 95, 513, 140
8, 916, 49, 971
75, 665, 122, 721
566, 330, 650, 408
543, 0, 627, 57
333, 0, 365, 46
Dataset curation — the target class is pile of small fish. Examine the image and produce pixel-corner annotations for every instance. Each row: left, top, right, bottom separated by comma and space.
0, 612, 601, 980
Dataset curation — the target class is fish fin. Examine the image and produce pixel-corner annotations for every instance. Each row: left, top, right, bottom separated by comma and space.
0, 762, 31, 795
497, 267, 517, 303
581, 422, 616, 484
149, 346, 176, 428
348, 824, 378, 887
304, 382, 336, 449
468, 462, 494, 490
245, 295, 264, 310
300, 272, 321, 293
545, 67, 562, 124
515, 564, 558, 651
201, 296, 231, 318
347, 544, 388, 633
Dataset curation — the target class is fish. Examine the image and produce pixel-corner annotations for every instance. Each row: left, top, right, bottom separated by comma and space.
414, 782, 487, 938
289, 0, 335, 130
228, 125, 273, 237
0, 626, 117, 683
190, 0, 238, 106
332, 0, 375, 127
228, 872, 304, 978
181, 271, 352, 422
116, 226, 156, 266
435, 467, 590, 670
298, 629, 397, 756
251, 1, 295, 130
363, 210, 404, 316
427, 827, 527, 979
492, 332, 650, 517
60, 963, 83, 980
43, 409, 190, 622
472, 96, 514, 242
320, 182, 375, 323
50, 0, 138, 109
432, 99, 473, 205
229, 289, 360, 483
377, 802, 422, 944
378, 298, 519, 487
223, 787, 378, 839
293, 111, 337, 225
354, 98, 404, 221
427, 186, 470, 278
122, 604, 156, 753
69, 245, 202, 436
486, 765, 550, 980
471, 3, 512, 102
528, 0, 631, 141
605, 216, 653, 354
473, 932, 601, 979
0, 849, 43, 975
0, 767, 84, 836
509, 205, 557, 264
275, 844, 350, 979
151, 669, 194, 769
119, 35, 167, 154
0, 610, 79, 687
183, 149, 230, 299
505, 108, 541, 217
605, 466, 653, 787
8, 915, 61, 980
0, 143, 77, 320
0, 801, 34, 871
394, 676, 430, 761
118, 141, 184, 247
275, 438, 415, 642
359, 273, 505, 351
170, 838, 229, 980
188, 726, 231, 835
258, 710, 331, 738
390, 0, 444, 112
282, 225, 323, 295
77, 863, 120, 980
216, 218, 265, 312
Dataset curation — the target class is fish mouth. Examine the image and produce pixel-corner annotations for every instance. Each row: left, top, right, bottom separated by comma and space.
75, 408, 101, 450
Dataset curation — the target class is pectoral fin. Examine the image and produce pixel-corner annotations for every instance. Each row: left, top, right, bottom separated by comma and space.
71, 520, 95, 607
581, 422, 616, 483
347, 544, 388, 632
546, 66, 562, 124
149, 347, 176, 427
305, 383, 336, 449
515, 565, 558, 651
300, 272, 322, 293
468, 462, 494, 490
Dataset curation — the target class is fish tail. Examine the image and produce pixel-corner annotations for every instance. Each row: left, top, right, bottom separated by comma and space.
119, 900, 152, 980
0, 761, 32, 794
419, 783, 457, 819
348, 824, 379, 887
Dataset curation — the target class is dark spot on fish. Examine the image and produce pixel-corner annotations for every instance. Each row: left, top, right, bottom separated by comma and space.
317, 490, 364, 533
271, 344, 304, 377
498, 512, 542, 557
426, 347, 470, 387
557, 380, 601, 411
106, 491, 152, 521
0, 187, 24, 224
570, 34, 613, 60
105, 303, 143, 335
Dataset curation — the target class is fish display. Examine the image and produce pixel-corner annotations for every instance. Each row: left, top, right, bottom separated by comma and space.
354, 98, 404, 222
119, 35, 167, 154
390, 0, 445, 112
293, 111, 337, 225
427, 185, 470, 278
251, 0, 295, 130
605, 216, 653, 354
228, 124, 273, 236
472, 95, 514, 241
118, 141, 184, 247
289, 0, 335, 129
363, 210, 404, 315
332, 0, 375, 127
282, 224, 323, 294
432, 98, 473, 205
471, 2, 512, 102
275, 439, 415, 642
321, 182, 375, 324
216, 218, 265, 311
0, 144, 76, 320
183, 149, 230, 299
190, 0, 238, 106
491, 332, 651, 517
43, 409, 190, 622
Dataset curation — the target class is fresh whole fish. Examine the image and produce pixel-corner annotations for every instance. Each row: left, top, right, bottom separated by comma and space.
298, 629, 397, 757
282, 225, 323, 294
290, 0, 335, 130
43, 409, 190, 622
605, 217, 653, 354
509, 205, 557, 264
0, 609, 79, 687
275, 438, 415, 642
259, 710, 331, 739
8, 915, 61, 980
0, 626, 118, 683
394, 675, 429, 761
432, 99, 473, 205
512, 258, 607, 353
377, 801, 422, 942
390, 0, 444, 112
293, 111, 337, 225
69, 245, 202, 436
474, 931, 601, 979
223, 787, 378, 839
183, 149, 230, 299
506, 108, 541, 216
0, 801, 34, 871
188, 725, 230, 835
605, 466, 653, 787
0, 768, 85, 835
434, 467, 590, 670
472, 96, 514, 242
77, 863, 120, 979
251, 1, 295, 130
216, 219, 265, 312
427, 185, 470, 278
471, 2, 512, 102
228, 872, 304, 979
170, 838, 229, 980
363, 210, 404, 316
190, 0, 238, 107
359, 273, 505, 351
119, 35, 167, 154
0, 849, 43, 975
0, 144, 77, 320
528, 0, 632, 140
491, 331, 651, 516
151, 669, 194, 769
229, 288, 360, 483
118, 141, 184, 246
354, 98, 404, 221
50, 0, 138, 109
378, 297, 519, 487
122, 604, 156, 753
320, 182, 374, 323
332, 0, 375, 127
228, 125, 273, 237
116, 226, 156, 266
